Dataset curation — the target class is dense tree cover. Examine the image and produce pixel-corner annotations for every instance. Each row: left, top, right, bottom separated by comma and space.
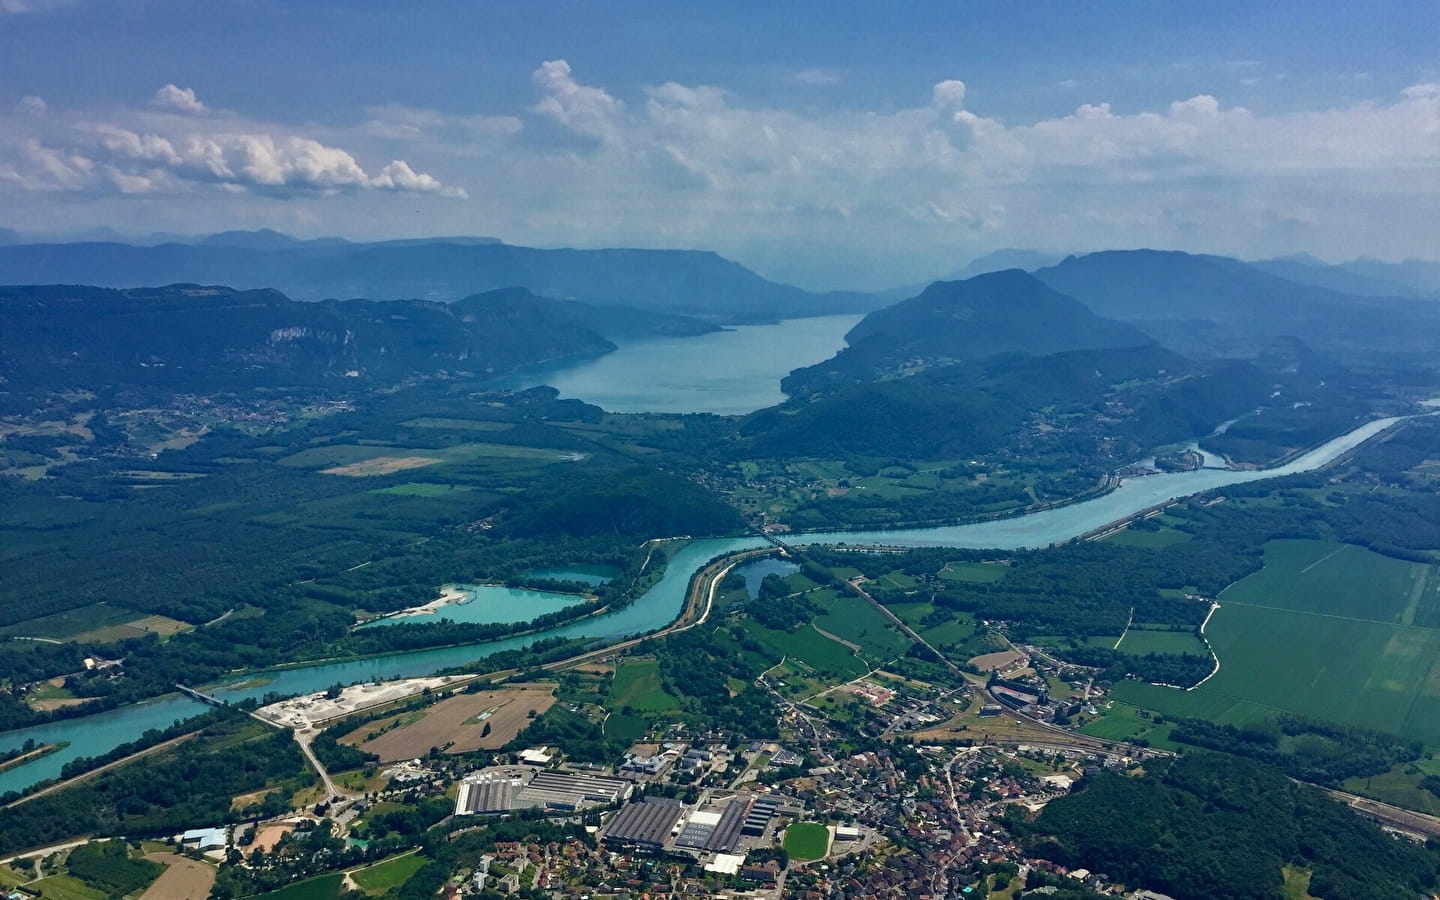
64, 839, 164, 897
0, 714, 306, 853
505, 704, 614, 764
652, 627, 781, 737
1169, 715, 1423, 786
312, 719, 379, 772
1063, 647, 1213, 690
501, 464, 745, 539
1016, 753, 1440, 900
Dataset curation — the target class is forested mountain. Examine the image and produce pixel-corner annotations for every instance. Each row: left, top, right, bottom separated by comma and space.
0, 233, 883, 323
785, 270, 1151, 393
751, 344, 1268, 463
0, 283, 628, 389
1034, 249, 1440, 364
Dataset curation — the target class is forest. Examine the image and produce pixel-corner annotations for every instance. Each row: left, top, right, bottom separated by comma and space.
1014, 753, 1440, 900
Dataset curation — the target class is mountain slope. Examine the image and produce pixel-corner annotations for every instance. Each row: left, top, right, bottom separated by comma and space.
784, 270, 1151, 395
0, 237, 883, 323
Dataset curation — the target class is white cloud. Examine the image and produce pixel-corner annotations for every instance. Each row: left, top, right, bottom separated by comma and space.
530, 59, 625, 142
153, 84, 206, 114
0, 94, 460, 199
17, 95, 47, 115
931, 79, 968, 111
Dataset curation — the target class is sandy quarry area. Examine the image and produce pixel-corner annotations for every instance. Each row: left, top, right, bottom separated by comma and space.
344, 685, 557, 761
256, 676, 461, 729
967, 649, 1027, 672
382, 584, 469, 620
322, 455, 440, 476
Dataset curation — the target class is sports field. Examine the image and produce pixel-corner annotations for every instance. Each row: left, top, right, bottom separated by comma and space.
783, 822, 831, 861
1113, 540, 1440, 745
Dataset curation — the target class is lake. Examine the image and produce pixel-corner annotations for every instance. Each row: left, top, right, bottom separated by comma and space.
486, 314, 862, 414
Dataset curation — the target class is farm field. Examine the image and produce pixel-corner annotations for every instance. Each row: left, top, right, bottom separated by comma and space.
1343, 756, 1440, 817
783, 822, 831, 861
1112, 540, 1440, 746
607, 658, 681, 714
344, 685, 557, 761
139, 853, 217, 900
3, 602, 145, 640
349, 853, 426, 896
740, 620, 869, 681
1114, 629, 1210, 656
812, 592, 913, 660
1078, 703, 1179, 751
279, 441, 578, 476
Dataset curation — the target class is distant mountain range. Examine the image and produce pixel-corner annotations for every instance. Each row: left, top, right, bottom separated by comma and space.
1033, 250, 1440, 364
0, 283, 718, 392
0, 231, 883, 324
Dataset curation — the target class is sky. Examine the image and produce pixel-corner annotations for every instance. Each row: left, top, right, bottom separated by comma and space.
1, 0, 1436, 290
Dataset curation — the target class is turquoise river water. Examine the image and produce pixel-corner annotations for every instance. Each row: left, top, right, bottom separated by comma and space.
0, 413, 1401, 795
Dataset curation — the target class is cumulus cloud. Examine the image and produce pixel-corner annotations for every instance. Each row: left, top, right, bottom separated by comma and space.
0, 94, 460, 199
531, 59, 625, 141
153, 84, 206, 114
17, 96, 47, 116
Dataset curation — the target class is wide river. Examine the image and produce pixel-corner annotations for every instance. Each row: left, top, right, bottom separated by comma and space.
0, 314, 1407, 794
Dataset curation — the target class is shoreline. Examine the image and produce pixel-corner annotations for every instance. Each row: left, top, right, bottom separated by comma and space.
0, 742, 66, 775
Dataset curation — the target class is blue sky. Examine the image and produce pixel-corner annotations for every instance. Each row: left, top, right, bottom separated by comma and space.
1, 0, 1436, 288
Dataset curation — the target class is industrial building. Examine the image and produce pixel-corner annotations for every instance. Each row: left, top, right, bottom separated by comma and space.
741, 795, 781, 837
455, 767, 631, 816
513, 770, 632, 811
602, 797, 684, 850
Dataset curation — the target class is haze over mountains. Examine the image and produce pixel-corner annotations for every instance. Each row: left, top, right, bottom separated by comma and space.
0, 283, 723, 392
0, 232, 881, 325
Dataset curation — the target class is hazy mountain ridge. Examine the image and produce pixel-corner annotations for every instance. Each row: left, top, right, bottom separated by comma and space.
1034, 249, 1440, 364
0, 283, 664, 389
0, 235, 885, 324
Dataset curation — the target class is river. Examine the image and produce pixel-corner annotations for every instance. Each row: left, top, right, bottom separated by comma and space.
0, 414, 1401, 794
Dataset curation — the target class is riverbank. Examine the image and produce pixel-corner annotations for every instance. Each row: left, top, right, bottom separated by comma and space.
0, 742, 65, 775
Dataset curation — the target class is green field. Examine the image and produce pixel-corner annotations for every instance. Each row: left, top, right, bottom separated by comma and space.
887, 601, 933, 627
350, 853, 427, 895
368, 482, 473, 497
783, 822, 831, 860
259, 873, 345, 899
1114, 629, 1210, 656
741, 620, 869, 681
939, 561, 1007, 584
1343, 756, 1440, 816
1078, 703, 1179, 750
278, 441, 573, 471
2, 602, 141, 640
812, 593, 913, 660
607, 658, 682, 713
1103, 525, 1191, 548
1112, 540, 1440, 745
29, 875, 107, 900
